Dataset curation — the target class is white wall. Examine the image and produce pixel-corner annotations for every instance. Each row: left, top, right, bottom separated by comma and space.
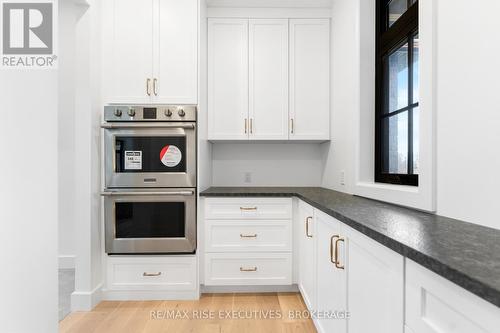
199, 0, 213, 191
324, 0, 500, 230
58, 0, 78, 268
71, 0, 103, 311
212, 143, 324, 186
320, 0, 358, 194
0, 46, 59, 333
435, 0, 500, 229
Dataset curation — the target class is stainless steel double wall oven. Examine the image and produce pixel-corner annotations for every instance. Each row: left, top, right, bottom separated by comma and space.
102, 105, 196, 254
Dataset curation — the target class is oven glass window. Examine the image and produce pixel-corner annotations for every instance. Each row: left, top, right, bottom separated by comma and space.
115, 202, 185, 238
115, 136, 186, 173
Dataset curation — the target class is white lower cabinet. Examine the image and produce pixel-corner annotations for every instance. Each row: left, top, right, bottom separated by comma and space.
205, 252, 292, 286
405, 259, 500, 333
104, 255, 198, 300
304, 200, 404, 333
344, 225, 404, 333
297, 200, 317, 311
204, 198, 293, 286
107, 256, 197, 291
205, 220, 292, 253
315, 210, 347, 333
201, 197, 500, 333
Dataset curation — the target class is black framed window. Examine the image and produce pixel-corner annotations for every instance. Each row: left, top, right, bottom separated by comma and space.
376, 0, 419, 186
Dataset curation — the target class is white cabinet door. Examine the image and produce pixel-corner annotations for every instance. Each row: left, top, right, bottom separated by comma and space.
297, 200, 316, 311
154, 0, 197, 104
103, 0, 154, 104
405, 259, 500, 333
208, 19, 249, 140
248, 19, 289, 140
289, 19, 330, 141
315, 210, 347, 333
344, 226, 404, 333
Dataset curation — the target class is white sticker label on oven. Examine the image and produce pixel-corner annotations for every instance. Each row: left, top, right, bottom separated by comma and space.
124, 151, 142, 170
160, 145, 182, 167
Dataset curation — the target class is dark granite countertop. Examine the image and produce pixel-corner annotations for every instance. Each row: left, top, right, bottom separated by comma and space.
200, 187, 500, 308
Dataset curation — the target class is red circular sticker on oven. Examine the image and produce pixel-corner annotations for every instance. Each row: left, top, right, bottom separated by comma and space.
160, 145, 182, 167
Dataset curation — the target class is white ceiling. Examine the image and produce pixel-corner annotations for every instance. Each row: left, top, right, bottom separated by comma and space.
206, 0, 333, 8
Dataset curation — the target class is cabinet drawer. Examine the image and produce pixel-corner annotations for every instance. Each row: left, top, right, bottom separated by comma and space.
205, 198, 292, 220
107, 256, 197, 291
204, 253, 292, 286
205, 220, 292, 252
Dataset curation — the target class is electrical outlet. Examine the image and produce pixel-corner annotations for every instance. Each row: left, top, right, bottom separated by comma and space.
340, 170, 345, 186
244, 172, 252, 184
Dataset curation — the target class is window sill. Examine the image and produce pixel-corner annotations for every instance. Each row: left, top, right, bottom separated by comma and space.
354, 181, 434, 212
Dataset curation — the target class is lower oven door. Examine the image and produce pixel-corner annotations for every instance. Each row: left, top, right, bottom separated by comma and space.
102, 189, 196, 254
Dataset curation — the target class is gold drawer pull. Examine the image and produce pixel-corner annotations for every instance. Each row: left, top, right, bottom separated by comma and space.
335, 238, 345, 270
143, 272, 162, 277
240, 233, 258, 238
240, 267, 258, 272
305, 216, 313, 238
330, 235, 340, 264
240, 206, 258, 211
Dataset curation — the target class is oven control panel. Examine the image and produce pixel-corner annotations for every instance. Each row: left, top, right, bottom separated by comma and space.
104, 105, 196, 122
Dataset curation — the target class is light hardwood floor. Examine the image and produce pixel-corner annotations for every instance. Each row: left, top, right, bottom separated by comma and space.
59, 293, 316, 333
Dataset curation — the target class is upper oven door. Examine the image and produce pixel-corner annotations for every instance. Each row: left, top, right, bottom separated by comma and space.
103, 123, 196, 188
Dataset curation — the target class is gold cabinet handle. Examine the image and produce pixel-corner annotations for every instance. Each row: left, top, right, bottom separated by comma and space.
291, 118, 294, 134
240, 233, 257, 238
143, 272, 161, 277
240, 267, 258, 272
250, 118, 253, 134
330, 235, 340, 264
245, 119, 248, 134
146, 78, 151, 96
153, 78, 158, 96
240, 206, 257, 211
335, 238, 345, 269
305, 216, 313, 238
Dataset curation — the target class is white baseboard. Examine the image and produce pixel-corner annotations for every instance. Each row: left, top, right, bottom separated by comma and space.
201, 284, 299, 293
71, 283, 103, 311
59, 255, 76, 269
102, 289, 200, 301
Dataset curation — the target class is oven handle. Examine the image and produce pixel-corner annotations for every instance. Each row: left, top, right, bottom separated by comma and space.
100, 123, 195, 129
101, 190, 194, 197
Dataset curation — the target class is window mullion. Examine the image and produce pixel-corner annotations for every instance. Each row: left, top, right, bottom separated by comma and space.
408, 35, 414, 175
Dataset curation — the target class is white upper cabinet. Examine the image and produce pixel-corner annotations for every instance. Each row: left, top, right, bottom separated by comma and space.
208, 19, 249, 140
208, 18, 330, 141
289, 19, 330, 141
104, 0, 154, 104
154, 0, 198, 104
248, 19, 289, 140
103, 0, 198, 105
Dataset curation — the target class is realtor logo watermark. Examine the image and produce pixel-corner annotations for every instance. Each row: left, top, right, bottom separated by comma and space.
1, 0, 57, 68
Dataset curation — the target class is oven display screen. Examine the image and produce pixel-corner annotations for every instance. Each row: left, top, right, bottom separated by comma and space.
143, 107, 157, 119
